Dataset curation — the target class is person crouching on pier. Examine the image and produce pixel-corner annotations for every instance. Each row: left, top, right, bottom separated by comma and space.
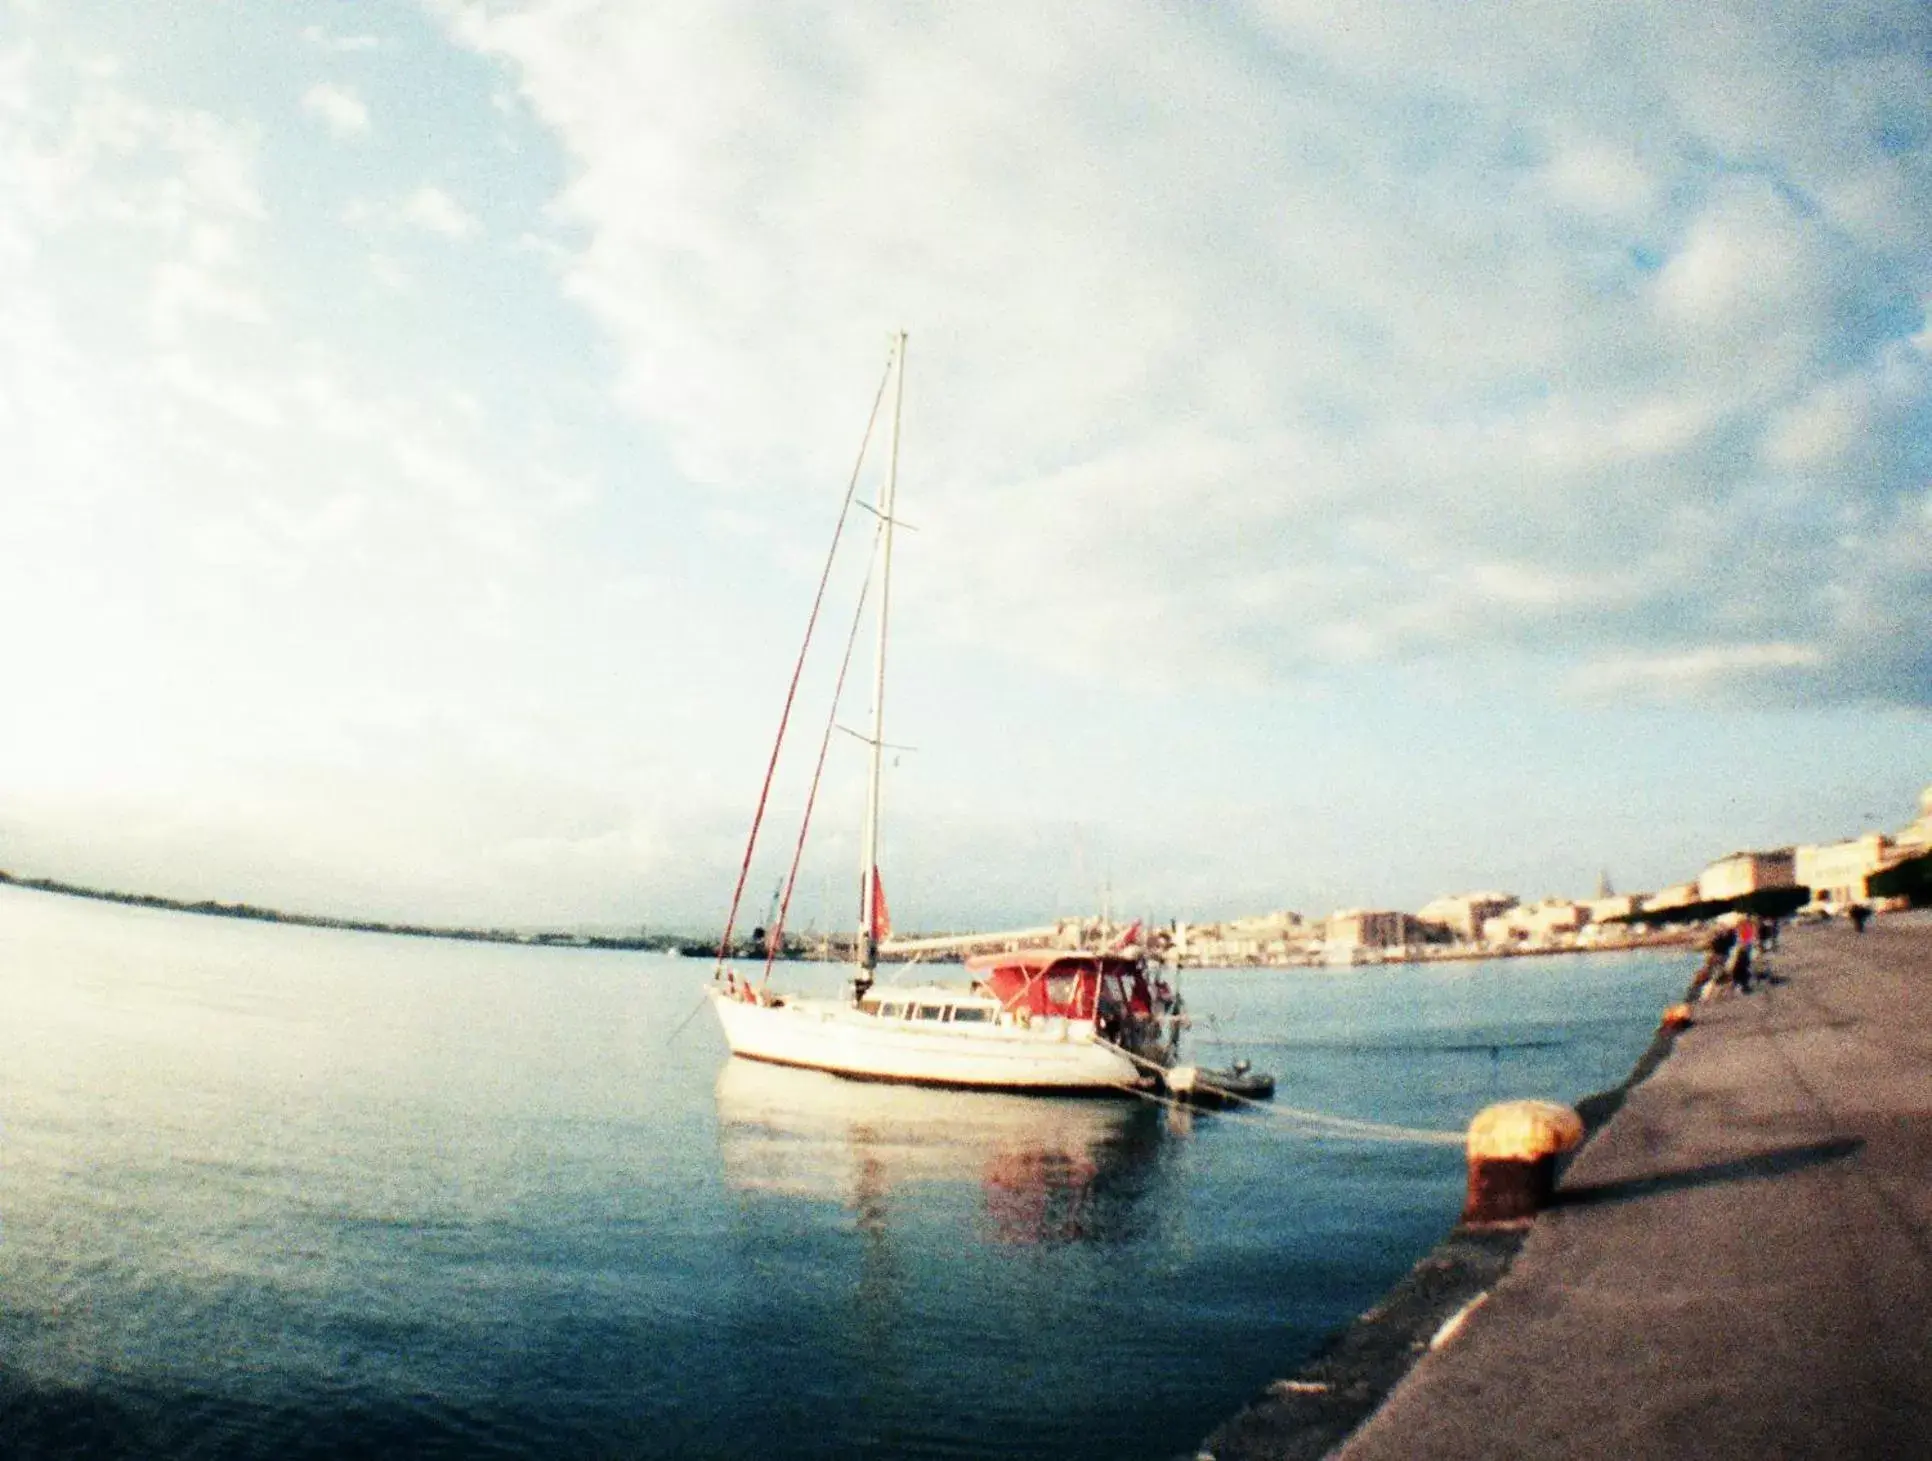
1696, 924, 1736, 999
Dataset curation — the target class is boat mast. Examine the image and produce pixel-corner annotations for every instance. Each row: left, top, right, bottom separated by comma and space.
856, 330, 906, 996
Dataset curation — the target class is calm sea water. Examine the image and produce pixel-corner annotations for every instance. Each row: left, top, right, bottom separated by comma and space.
0, 885, 1691, 1460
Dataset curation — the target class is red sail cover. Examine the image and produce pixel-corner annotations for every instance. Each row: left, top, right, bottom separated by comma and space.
964, 951, 1155, 1021
869, 869, 892, 942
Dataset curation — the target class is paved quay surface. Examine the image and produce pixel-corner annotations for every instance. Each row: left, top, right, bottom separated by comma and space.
1327, 912, 1932, 1460
1197, 911, 1932, 1461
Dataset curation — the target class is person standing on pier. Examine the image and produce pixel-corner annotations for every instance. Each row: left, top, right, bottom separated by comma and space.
1731, 915, 1757, 992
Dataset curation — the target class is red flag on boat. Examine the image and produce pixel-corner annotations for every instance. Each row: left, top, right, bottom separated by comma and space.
1109, 919, 1143, 952
869, 868, 892, 942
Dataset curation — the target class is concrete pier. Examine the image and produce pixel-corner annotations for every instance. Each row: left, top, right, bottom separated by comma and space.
1201, 912, 1932, 1461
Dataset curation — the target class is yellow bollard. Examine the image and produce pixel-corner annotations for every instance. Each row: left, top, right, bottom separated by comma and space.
1463, 1100, 1585, 1226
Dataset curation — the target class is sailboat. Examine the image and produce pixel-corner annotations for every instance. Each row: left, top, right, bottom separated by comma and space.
705, 333, 1184, 1093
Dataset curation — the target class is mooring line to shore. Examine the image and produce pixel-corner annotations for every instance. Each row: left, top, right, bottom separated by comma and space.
1103, 1039, 1465, 1144
1249, 1100, 1465, 1145
1108, 1073, 1462, 1143
1205, 1081, 1464, 1144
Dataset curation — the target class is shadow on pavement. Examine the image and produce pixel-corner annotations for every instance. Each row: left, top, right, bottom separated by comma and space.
1553, 1135, 1863, 1209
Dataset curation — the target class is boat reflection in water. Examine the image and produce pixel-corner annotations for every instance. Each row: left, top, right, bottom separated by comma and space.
713, 1058, 1170, 1246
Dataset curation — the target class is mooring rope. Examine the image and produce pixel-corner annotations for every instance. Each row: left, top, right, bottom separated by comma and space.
664, 989, 713, 1047
1101, 1039, 1464, 1145
1241, 1099, 1464, 1145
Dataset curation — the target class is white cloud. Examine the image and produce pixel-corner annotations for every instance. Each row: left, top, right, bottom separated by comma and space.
153, 349, 283, 428
366, 249, 410, 290
1652, 182, 1833, 355
1539, 140, 1658, 224
302, 26, 382, 55
1762, 378, 1872, 469
301, 80, 369, 137
0, 37, 679, 919
1581, 642, 1826, 698
439, 0, 1932, 709
345, 184, 480, 241
399, 183, 477, 238
150, 256, 267, 338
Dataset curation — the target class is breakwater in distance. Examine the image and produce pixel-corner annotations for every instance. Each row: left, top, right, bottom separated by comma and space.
0, 883, 1697, 1461
0, 868, 667, 950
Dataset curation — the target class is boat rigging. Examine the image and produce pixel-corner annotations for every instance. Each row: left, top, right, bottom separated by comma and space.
704, 333, 1267, 1103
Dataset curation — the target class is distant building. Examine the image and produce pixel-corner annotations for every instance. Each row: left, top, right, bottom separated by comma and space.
1697, 849, 1797, 902
1644, 881, 1702, 912
1325, 909, 1424, 951
1482, 899, 1587, 946
1793, 785, 1932, 908
1796, 834, 1893, 908
1416, 891, 1517, 942
1897, 784, 1932, 850
1221, 911, 1312, 963
1524, 900, 1587, 937
1585, 894, 1639, 923
1170, 911, 1315, 966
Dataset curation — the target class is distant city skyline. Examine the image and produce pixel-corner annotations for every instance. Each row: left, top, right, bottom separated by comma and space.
1, 2, 1928, 933
11, 771, 1925, 950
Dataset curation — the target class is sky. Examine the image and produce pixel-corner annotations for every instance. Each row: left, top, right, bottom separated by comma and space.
1, 0, 1928, 935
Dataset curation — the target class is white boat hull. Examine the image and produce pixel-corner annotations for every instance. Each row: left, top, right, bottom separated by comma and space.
707, 988, 1149, 1092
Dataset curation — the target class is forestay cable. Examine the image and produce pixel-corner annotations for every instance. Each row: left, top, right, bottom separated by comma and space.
762, 520, 882, 982
715, 345, 897, 981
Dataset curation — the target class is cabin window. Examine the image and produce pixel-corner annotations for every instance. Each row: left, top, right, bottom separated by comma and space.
879, 1002, 905, 1019
951, 1007, 991, 1023
1045, 974, 1077, 1007
913, 1004, 945, 1021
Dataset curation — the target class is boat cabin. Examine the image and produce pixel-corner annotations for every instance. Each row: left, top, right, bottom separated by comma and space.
964, 950, 1164, 1024
857, 985, 1003, 1024
851, 954, 1176, 1054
